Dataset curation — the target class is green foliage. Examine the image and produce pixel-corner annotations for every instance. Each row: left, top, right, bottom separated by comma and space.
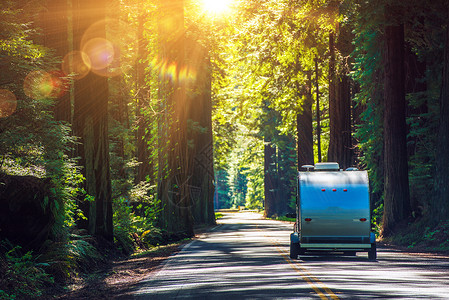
274, 216, 296, 222
0, 245, 54, 299
350, 0, 447, 233
387, 220, 449, 252
113, 183, 162, 254
215, 169, 232, 209
34, 234, 102, 282
0, 0, 81, 241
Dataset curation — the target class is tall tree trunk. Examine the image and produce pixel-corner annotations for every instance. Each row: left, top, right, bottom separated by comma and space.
136, 0, 152, 184
72, 0, 113, 240
433, 3, 449, 222
41, 0, 71, 124
315, 57, 322, 163
158, 0, 193, 236
277, 135, 296, 215
297, 71, 314, 169
264, 140, 276, 218
328, 28, 353, 169
382, 7, 410, 235
110, 76, 127, 179
188, 41, 215, 225
328, 31, 337, 163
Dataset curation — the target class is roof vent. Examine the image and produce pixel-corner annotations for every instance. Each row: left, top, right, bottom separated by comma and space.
314, 162, 340, 171
301, 165, 315, 171
345, 167, 359, 171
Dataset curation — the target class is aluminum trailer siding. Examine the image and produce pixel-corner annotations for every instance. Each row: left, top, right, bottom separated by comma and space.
290, 168, 376, 260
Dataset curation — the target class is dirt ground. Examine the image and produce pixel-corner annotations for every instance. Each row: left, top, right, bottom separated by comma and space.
55, 242, 184, 300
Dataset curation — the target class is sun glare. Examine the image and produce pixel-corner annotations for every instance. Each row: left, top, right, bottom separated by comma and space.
201, 0, 232, 15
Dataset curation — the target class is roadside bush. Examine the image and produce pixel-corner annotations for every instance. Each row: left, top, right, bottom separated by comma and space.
113, 182, 162, 254
385, 220, 449, 253
0, 245, 54, 300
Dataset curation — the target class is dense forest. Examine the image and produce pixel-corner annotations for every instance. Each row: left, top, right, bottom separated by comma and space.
1, 0, 449, 298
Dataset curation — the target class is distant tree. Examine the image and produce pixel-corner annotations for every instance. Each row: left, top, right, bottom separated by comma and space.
264, 138, 277, 218
215, 169, 232, 209
315, 57, 322, 163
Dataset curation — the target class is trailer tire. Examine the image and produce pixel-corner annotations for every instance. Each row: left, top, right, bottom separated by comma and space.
290, 242, 300, 259
368, 243, 376, 261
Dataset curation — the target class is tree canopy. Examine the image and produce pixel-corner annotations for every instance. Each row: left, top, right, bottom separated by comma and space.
1, 0, 449, 296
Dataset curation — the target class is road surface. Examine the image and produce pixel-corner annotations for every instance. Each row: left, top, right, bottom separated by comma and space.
131, 212, 449, 299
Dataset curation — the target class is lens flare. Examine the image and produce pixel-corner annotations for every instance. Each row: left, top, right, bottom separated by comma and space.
150, 56, 198, 83
179, 67, 197, 83
47, 70, 69, 99
0, 89, 17, 118
23, 71, 53, 100
62, 51, 91, 79
23, 70, 69, 100
80, 18, 137, 77
82, 37, 114, 71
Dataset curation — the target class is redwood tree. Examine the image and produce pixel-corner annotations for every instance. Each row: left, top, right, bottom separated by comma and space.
40, 0, 71, 123
264, 139, 277, 218
296, 71, 314, 169
433, 2, 449, 222
72, 0, 113, 240
187, 40, 215, 225
382, 5, 411, 235
136, 0, 153, 184
328, 26, 353, 169
158, 0, 193, 236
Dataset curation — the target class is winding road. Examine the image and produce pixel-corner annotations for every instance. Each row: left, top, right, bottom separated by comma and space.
130, 212, 449, 299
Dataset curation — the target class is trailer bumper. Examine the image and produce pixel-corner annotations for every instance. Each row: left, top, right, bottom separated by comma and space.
300, 243, 371, 250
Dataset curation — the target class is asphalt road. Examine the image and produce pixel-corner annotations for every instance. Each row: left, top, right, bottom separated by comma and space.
132, 212, 449, 299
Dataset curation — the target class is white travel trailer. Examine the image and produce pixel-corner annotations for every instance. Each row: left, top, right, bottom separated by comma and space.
290, 162, 376, 260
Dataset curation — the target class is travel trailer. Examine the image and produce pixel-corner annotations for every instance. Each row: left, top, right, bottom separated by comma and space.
290, 162, 376, 260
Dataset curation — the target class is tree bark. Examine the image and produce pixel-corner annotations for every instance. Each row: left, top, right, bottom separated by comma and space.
297, 71, 314, 169
328, 31, 337, 163
433, 3, 449, 222
136, 0, 153, 184
188, 42, 216, 225
328, 28, 353, 169
315, 57, 322, 163
382, 8, 411, 235
41, 0, 71, 124
158, 0, 193, 237
72, 0, 113, 240
264, 140, 277, 218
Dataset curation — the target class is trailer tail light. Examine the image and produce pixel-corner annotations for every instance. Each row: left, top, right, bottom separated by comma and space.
321, 189, 326, 192
343, 189, 348, 192
360, 218, 367, 222
305, 218, 312, 222
332, 189, 337, 192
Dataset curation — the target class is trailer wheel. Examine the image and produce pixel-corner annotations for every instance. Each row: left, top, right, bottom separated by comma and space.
368, 243, 377, 261
290, 242, 300, 259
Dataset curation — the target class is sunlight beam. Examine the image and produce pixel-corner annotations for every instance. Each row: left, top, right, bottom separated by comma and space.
201, 0, 233, 15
